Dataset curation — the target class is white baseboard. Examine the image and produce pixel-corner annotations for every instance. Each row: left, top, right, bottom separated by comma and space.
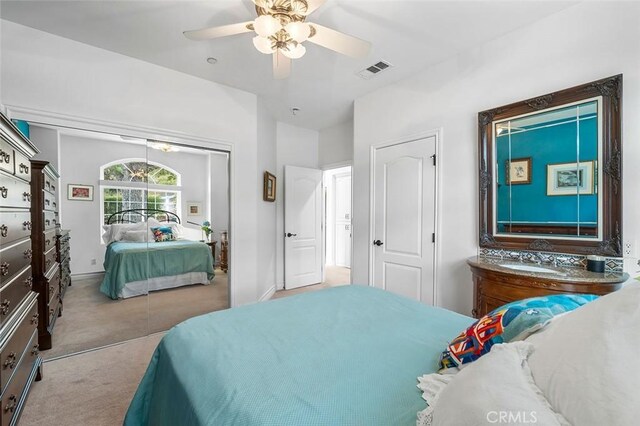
71, 271, 105, 281
259, 285, 276, 302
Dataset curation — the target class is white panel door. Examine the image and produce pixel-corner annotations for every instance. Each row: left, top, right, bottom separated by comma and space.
372, 136, 436, 304
284, 165, 323, 289
334, 173, 352, 267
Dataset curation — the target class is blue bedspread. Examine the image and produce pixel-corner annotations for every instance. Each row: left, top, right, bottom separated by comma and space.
100, 240, 215, 299
124, 285, 473, 426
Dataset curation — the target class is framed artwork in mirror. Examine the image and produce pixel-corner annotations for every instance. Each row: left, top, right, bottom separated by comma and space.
68, 184, 94, 201
263, 171, 276, 202
478, 74, 622, 256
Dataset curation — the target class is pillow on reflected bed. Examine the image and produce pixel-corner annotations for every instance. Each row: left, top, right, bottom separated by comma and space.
438, 294, 598, 371
121, 230, 148, 243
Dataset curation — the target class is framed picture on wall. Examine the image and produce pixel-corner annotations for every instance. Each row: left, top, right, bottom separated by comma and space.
263, 171, 276, 202
547, 161, 595, 196
67, 184, 94, 201
187, 202, 202, 216
505, 157, 532, 185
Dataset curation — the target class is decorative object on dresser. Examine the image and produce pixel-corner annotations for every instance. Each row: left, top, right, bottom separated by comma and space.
478, 75, 622, 256
467, 257, 628, 318
29, 160, 63, 350
0, 112, 43, 425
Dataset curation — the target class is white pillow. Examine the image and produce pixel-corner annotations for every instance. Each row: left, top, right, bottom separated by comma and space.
120, 230, 148, 243
102, 223, 141, 244
526, 283, 640, 426
417, 342, 568, 426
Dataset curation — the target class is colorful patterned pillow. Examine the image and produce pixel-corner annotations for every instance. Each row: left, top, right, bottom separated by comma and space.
438, 294, 598, 371
151, 226, 175, 242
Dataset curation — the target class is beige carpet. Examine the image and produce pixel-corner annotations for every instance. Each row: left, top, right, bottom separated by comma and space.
21, 274, 346, 426
44, 270, 228, 359
272, 266, 350, 299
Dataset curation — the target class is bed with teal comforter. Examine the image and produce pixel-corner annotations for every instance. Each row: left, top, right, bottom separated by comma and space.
100, 240, 215, 300
125, 285, 473, 426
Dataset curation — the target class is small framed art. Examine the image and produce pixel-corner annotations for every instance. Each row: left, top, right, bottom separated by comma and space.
505, 157, 532, 185
547, 161, 595, 196
67, 184, 94, 201
187, 202, 202, 216
263, 171, 276, 202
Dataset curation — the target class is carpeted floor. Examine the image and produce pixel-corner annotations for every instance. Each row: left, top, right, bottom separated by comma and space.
44, 270, 229, 359
20, 267, 348, 425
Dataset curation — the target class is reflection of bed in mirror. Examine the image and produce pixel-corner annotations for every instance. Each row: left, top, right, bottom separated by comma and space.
100, 209, 214, 300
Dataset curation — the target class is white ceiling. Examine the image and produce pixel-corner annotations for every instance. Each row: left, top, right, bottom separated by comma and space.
0, 0, 577, 130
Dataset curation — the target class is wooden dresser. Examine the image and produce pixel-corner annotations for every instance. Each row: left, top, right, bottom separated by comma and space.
29, 160, 62, 350
56, 230, 71, 305
0, 114, 43, 425
468, 256, 628, 318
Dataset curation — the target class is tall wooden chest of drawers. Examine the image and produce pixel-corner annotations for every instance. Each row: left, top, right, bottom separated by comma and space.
56, 230, 71, 305
0, 113, 43, 425
29, 160, 62, 350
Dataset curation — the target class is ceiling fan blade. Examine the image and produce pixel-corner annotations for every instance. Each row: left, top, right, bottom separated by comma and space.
273, 50, 291, 79
184, 21, 253, 41
307, 23, 371, 58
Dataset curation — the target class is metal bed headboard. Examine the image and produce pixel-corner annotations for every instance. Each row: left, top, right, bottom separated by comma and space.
106, 209, 181, 224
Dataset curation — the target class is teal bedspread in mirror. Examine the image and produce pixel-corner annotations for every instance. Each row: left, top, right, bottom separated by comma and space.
124, 285, 472, 426
100, 241, 215, 299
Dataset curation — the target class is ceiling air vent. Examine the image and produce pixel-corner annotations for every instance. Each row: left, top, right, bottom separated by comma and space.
357, 60, 393, 80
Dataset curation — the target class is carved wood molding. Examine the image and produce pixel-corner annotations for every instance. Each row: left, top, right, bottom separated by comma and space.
479, 228, 497, 246
479, 158, 491, 198
603, 139, 622, 195
583, 75, 622, 111
525, 95, 554, 111
528, 239, 554, 251
598, 221, 622, 256
478, 108, 505, 128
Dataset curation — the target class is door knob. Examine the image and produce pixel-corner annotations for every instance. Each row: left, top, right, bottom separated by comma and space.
373, 240, 383, 246
286, 233, 297, 238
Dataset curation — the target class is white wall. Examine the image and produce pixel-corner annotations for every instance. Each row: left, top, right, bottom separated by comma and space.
353, 2, 640, 315
256, 98, 277, 299
275, 122, 319, 288
29, 126, 60, 170
319, 120, 353, 168
1, 20, 261, 306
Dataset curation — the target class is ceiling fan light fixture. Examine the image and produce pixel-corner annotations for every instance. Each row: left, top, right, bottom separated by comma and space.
282, 43, 306, 59
285, 21, 311, 43
253, 14, 281, 37
253, 36, 275, 54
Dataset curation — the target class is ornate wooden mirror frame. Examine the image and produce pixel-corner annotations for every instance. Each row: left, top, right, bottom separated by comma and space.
478, 75, 622, 256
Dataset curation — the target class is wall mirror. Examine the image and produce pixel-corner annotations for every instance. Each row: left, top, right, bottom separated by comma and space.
478, 75, 622, 256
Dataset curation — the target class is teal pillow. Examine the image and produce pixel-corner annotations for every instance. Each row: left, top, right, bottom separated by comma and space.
438, 294, 598, 371
151, 226, 175, 242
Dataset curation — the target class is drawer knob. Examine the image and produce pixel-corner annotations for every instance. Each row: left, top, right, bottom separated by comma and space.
0, 187, 7, 198
0, 150, 10, 163
52, 185, 56, 191
24, 249, 33, 259
45, 199, 50, 206
0, 300, 10, 316
31, 313, 39, 325
24, 277, 33, 289
49, 285, 54, 294
46, 239, 51, 246
4, 394, 16, 413
19, 163, 29, 174
45, 219, 51, 226
0, 263, 9, 276
46, 259, 52, 269
53, 202, 57, 208
23, 221, 32, 230
31, 344, 40, 357
49, 308, 54, 317
23, 192, 31, 201
3, 352, 16, 370
0, 225, 7, 238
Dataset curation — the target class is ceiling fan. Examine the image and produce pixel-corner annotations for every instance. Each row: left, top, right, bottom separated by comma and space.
183, 0, 372, 79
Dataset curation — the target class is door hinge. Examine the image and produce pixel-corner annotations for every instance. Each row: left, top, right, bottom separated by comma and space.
430, 154, 436, 166
432, 233, 435, 243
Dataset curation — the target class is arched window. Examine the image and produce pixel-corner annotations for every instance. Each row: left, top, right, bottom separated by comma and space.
100, 159, 181, 224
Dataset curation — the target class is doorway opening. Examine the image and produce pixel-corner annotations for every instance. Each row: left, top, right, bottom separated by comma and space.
323, 165, 352, 286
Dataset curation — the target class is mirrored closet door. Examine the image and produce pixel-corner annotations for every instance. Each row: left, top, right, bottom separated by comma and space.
18, 121, 230, 360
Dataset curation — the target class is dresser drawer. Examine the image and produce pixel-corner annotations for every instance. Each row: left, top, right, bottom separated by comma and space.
46, 267, 60, 306
0, 139, 13, 175
0, 211, 31, 247
43, 210, 59, 230
0, 173, 30, 209
43, 246, 57, 275
43, 229, 56, 253
0, 299, 38, 394
43, 190, 58, 212
0, 239, 32, 287
14, 152, 30, 182
48, 293, 60, 326
0, 266, 32, 327
43, 174, 58, 197
1, 330, 39, 426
